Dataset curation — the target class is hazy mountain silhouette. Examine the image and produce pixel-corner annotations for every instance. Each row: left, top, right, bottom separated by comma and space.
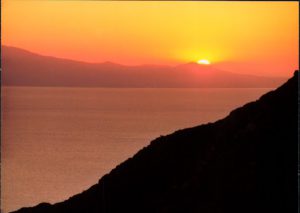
2, 46, 286, 88
11, 71, 298, 213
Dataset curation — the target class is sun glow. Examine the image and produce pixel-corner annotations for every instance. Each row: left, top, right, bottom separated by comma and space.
197, 59, 210, 65
2, 1, 298, 75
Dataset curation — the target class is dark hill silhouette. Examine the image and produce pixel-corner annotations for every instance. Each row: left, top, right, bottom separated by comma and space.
2, 45, 286, 88
11, 71, 298, 213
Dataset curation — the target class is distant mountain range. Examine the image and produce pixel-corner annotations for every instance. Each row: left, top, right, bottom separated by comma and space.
2, 46, 286, 88
11, 71, 298, 213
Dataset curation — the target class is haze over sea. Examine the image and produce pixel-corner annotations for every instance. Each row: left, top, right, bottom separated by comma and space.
2, 86, 273, 213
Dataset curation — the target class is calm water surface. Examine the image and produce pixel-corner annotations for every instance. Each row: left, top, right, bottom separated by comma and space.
1, 86, 273, 212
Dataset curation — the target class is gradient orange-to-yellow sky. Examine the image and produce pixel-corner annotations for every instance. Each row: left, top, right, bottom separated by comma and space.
2, 1, 299, 77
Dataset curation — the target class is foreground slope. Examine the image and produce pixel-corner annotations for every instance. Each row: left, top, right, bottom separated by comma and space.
12, 71, 298, 213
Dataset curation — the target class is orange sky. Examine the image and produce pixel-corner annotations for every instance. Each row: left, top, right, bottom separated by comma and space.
2, 1, 299, 77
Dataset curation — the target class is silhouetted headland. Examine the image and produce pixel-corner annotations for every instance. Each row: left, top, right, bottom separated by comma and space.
11, 71, 298, 213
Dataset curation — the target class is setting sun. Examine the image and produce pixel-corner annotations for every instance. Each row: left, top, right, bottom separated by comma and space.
197, 59, 210, 65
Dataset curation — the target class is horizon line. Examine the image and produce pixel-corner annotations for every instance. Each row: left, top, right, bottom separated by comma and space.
1, 45, 294, 78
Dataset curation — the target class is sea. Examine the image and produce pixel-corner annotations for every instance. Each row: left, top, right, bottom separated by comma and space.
1, 86, 273, 213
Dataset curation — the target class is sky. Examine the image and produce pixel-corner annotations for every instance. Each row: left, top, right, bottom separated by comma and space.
2, 1, 299, 77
